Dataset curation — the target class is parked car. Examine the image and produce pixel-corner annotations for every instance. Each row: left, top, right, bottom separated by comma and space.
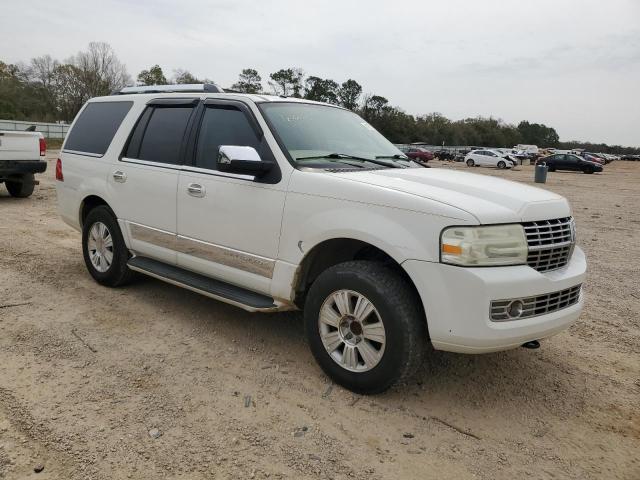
55, 83, 587, 394
0, 129, 47, 197
464, 149, 513, 169
582, 152, 605, 165
540, 154, 603, 174
397, 146, 434, 164
434, 149, 455, 161
621, 154, 640, 161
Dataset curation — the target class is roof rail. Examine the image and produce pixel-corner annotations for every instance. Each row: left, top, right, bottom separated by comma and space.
112, 83, 225, 95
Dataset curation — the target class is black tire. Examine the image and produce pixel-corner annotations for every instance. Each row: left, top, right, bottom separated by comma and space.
497, 160, 506, 169
466, 159, 474, 167
548, 166, 556, 172
82, 205, 135, 287
6, 174, 35, 198
304, 261, 426, 394
584, 166, 594, 174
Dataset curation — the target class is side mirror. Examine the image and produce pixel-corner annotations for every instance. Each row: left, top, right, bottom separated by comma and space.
217, 145, 272, 176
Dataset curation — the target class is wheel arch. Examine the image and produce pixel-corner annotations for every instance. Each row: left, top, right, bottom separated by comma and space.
292, 237, 429, 338
79, 195, 112, 228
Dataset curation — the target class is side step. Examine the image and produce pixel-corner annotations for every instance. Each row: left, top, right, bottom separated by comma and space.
127, 256, 279, 312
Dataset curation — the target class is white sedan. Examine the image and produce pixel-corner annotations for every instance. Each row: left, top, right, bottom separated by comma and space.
465, 149, 513, 169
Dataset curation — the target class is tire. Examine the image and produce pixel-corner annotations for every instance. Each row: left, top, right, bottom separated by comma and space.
584, 166, 594, 174
304, 261, 426, 394
466, 159, 474, 167
82, 205, 135, 287
497, 160, 506, 169
5, 174, 35, 198
548, 166, 556, 172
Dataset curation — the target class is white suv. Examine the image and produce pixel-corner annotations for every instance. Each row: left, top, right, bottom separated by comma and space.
56, 84, 587, 393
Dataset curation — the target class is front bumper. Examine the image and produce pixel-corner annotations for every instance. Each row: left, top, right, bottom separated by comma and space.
403, 246, 587, 353
0, 160, 47, 177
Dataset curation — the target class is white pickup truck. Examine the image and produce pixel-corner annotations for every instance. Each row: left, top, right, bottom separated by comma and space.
0, 130, 47, 197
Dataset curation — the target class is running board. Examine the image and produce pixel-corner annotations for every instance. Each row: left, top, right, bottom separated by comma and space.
127, 256, 282, 312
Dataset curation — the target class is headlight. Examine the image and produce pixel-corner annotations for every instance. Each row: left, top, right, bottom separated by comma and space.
441, 224, 528, 266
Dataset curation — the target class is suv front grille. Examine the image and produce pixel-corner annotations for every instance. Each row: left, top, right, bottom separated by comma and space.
522, 217, 575, 272
490, 284, 582, 321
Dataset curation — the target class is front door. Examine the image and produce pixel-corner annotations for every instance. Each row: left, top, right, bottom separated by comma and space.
107, 98, 198, 264
176, 100, 287, 295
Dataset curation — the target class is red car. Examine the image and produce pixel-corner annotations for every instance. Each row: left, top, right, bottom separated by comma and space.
399, 146, 434, 163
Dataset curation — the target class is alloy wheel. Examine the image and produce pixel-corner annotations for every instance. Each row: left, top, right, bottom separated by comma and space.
318, 289, 386, 372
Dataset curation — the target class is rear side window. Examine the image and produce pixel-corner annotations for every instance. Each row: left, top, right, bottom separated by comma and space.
125, 106, 194, 164
195, 106, 261, 170
64, 101, 133, 155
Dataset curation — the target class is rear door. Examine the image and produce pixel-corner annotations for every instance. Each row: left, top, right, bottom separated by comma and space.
176, 99, 286, 295
107, 98, 198, 265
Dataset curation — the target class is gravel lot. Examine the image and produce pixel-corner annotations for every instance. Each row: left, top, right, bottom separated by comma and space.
0, 152, 638, 480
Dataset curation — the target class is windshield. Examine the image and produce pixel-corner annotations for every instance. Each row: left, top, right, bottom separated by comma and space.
259, 102, 410, 168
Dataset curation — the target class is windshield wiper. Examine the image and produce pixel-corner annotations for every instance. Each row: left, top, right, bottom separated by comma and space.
375, 154, 408, 160
296, 153, 403, 168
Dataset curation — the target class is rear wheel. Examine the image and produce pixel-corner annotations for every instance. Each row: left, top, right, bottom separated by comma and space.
5, 174, 35, 198
466, 159, 474, 167
304, 261, 426, 394
82, 205, 135, 287
548, 165, 556, 172
497, 160, 506, 169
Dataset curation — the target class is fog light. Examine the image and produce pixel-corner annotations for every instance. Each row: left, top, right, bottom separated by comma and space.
507, 300, 524, 318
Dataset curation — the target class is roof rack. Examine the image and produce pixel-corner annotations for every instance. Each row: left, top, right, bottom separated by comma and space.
112, 83, 225, 95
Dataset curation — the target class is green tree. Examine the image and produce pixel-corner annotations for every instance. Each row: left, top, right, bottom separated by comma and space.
338, 79, 362, 110
268, 68, 304, 97
231, 68, 262, 93
304, 76, 339, 104
137, 65, 167, 86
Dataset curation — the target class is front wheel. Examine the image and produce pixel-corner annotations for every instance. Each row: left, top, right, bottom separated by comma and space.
304, 261, 426, 394
497, 160, 506, 169
466, 159, 474, 167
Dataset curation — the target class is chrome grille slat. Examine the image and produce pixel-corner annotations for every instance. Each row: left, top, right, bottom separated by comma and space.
490, 285, 582, 321
522, 217, 574, 272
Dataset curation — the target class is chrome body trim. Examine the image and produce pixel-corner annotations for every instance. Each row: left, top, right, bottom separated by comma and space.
120, 157, 181, 170
127, 222, 275, 278
128, 222, 177, 250
177, 235, 275, 278
62, 149, 103, 158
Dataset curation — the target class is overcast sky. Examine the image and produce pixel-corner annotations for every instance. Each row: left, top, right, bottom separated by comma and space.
2, 0, 639, 146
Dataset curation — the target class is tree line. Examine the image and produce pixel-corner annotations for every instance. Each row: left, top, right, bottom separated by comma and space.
1, 42, 637, 154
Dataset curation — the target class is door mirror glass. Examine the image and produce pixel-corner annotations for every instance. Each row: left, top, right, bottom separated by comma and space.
217, 145, 272, 176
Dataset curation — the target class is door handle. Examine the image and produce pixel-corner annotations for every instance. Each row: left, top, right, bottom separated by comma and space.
187, 183, 205, 198
112, 170, 127, 183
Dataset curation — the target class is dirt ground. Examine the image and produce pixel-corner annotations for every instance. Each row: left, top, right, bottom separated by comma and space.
0, 152, 638, 480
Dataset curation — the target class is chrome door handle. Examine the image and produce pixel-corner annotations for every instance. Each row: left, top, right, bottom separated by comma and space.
187, 183, 205, 198
112, 170, 127, 183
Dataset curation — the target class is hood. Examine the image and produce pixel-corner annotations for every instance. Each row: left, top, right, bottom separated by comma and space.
332, 167, 571, 223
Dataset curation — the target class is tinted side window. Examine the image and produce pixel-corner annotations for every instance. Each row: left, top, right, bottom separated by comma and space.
129, 107, 194, 164
65, 101, 133, 155
195, 106, 260, 170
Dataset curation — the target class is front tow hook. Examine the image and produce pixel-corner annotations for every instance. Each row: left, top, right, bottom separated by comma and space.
522, 340, 540, 349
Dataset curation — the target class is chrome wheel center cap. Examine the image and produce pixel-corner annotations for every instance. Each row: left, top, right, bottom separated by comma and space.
339, 315, 363, 345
